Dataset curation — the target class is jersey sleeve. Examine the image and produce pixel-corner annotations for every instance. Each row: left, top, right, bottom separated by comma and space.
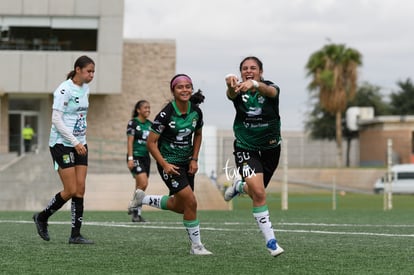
52, 82, 71, 112
263, 80, 280, 96
151, 104, 171, 135
126, 119, 136, 136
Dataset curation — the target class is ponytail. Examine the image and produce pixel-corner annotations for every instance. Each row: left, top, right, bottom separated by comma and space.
66, 70, 76, 80
190, 89, 205, 106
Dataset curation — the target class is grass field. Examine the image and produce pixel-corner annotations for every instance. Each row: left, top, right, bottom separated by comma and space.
1, 193, 413, 275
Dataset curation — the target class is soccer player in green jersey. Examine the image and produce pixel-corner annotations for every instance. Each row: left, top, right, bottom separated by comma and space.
126, 100, 152, 222
224, 56, 284, 257
129, 74, 212, 255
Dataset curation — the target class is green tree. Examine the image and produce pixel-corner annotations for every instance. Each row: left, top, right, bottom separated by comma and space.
306, 82, 389, 139
305, 103, 335, 140
305, 43, 362, 167
349, 82, 391, 115
305, 82, 391, 166
389, 78, 414, 115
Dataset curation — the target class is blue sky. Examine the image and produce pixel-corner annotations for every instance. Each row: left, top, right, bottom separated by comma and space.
123, 0, 413, 130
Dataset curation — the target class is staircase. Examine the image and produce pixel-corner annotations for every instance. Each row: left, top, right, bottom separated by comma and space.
0, 152, 230, 211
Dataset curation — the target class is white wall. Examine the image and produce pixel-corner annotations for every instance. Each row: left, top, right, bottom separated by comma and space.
0, 0, 123, 95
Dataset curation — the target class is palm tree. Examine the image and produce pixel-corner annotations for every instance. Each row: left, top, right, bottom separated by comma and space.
305, 43, 362, 167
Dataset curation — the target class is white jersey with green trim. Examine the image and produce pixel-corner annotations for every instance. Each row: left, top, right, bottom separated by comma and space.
49, 79, 89, 147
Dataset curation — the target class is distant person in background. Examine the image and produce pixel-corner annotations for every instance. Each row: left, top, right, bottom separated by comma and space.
32, 55, 95, 244
224, 56, 284, 257
209, 170, 217, 185
129, 74, 212, 255
22, 124, 34, 152
126, 100, 152, 222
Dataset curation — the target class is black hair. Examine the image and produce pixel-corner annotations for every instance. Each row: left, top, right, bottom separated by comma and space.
66, 55, 95, 80
239, 56, 263, 72
190, 89, 205, 106
132, 100, 149, 118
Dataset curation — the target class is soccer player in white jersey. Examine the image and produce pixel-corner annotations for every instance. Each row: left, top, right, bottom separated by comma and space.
33, 55, 95, 244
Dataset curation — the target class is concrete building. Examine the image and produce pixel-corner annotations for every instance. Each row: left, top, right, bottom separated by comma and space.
358, 116, 414, 166
0, 0, 176, 159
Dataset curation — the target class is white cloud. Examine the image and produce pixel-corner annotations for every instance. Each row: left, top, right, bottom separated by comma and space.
124, 0, 414, 130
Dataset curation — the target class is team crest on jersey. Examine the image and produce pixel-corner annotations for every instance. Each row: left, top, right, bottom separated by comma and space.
258, 96, 265, 104
60, 89, 65, 94
136, 125, 141, 131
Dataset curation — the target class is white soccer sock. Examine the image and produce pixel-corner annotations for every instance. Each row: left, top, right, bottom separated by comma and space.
253, 206, 276, 243
142, 195, 164, 209
184, 220, 201, 245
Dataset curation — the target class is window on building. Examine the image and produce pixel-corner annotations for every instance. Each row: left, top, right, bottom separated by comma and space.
0, 16, 98, 51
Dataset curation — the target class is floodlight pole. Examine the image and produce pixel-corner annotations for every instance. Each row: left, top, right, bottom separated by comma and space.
384, 139, 393, 211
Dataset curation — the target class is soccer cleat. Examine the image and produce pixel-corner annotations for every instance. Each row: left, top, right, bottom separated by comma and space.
33, 213, 50, 241
190, 243, 213, 255
132, 214, 146, 223
266, 239, 284, 257
127, 207, 134, 215
129, 189, 145, 210
224, 176, 242, 201
68, 235, 94, 244
127, 206, 141, 216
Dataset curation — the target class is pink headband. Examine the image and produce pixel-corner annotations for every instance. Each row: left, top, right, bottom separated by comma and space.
171, 75, 192, 90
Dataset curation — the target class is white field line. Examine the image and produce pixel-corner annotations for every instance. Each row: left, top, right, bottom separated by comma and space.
2, 220, 414, 238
